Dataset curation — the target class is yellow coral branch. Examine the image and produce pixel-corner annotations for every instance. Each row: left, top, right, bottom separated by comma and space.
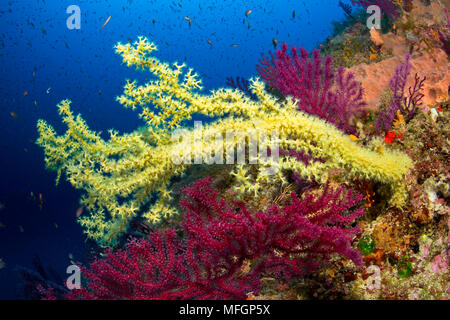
36, 37, 413, 247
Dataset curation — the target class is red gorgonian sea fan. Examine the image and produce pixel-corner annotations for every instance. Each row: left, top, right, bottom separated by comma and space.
257, 43, 367, 134
41, 178, 365, 300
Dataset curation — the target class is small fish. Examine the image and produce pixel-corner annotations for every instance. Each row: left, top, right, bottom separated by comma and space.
76, 206, 84, 218
369, 53, 377, 61
100, 15, 111, 30
292, 10, 295, 19
19, 225, 24, 233
68, 253, 73, 260
39, 193, 43, 211
231, 44, 239, 47
32, 71, 35, 80
23, 91, 28, 97
349, 134, 359, 141
184, 16, 192, 27
245, 9, 252, 17
207, 39, 212, 46
10, 112, 19, 119
0, 258, 5, 270
46, 87, 51, 94
272, 37, 278, 48
54, 223, 58, 229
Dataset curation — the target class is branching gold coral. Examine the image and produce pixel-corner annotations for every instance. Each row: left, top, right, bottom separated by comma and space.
36, 37, 413, 247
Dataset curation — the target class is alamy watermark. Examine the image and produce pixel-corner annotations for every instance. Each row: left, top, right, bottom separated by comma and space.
66, 5, 81, 30
366, 265, 381, 291
366, 5, 382, 30
66, 264, 81, 290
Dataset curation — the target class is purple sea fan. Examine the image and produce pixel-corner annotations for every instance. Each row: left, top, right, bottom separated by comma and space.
376, 54, 425, 132
351, 0, 401, 20
339, 1, 355, 20
257, 43, 367, 134
446, 8, 450, 28
40, 178, 365, 300
225, 76, 257, 100
402, 73, 425, 122
437, 8, 450, 55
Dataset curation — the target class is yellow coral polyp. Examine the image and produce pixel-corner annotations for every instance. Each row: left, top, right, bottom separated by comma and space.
36, 37, 413, 247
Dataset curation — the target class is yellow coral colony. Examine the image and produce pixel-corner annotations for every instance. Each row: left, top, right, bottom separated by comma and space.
36, 37, 413, 246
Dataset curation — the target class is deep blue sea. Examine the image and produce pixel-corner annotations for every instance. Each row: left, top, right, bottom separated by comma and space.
0, 0, 348, 299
